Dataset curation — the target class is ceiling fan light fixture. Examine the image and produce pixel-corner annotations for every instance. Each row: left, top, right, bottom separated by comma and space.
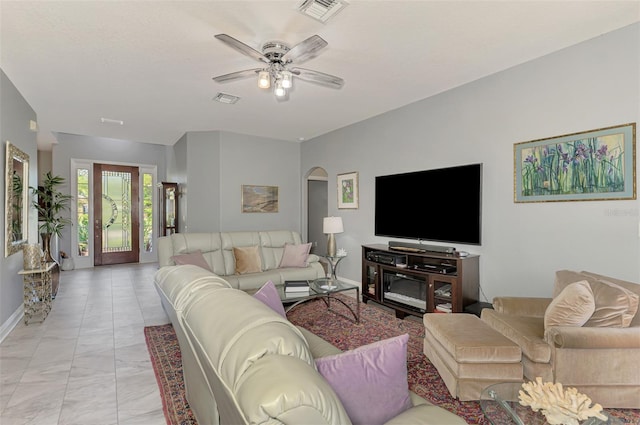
281, 71, 293, 89
258, 70, 271, 89
274, 80, 286, 97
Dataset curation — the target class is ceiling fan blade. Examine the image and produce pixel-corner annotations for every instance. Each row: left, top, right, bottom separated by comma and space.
289, 67, 344, 89
282, 35, 328, 64
213, 68, 262, 83
215, 34, 270, 64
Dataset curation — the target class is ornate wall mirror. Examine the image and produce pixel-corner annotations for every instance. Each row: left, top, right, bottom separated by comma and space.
5, 141, 29, 256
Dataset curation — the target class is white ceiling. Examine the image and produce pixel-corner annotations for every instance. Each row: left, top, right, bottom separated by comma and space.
2, 1, 639, 151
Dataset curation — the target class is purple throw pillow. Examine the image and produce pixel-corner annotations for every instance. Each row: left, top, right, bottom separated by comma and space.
170, 250, 212, 272
253, 280, 286, 318
315, 334, 412, 425
279, 243, 312, 268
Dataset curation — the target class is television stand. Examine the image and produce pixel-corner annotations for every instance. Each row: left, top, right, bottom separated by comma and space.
361, 244, 479, 319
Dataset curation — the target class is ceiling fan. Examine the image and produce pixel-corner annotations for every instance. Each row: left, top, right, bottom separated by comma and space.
212, 33, 344, 99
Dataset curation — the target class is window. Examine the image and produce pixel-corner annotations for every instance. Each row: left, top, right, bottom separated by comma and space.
143, 173, 153, 252
77, 168, 89, 257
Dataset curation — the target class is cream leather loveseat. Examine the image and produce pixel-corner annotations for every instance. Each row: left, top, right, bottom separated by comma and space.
154, 264, 466, 425
157, 230, 326, 290
481, 270, 640, 408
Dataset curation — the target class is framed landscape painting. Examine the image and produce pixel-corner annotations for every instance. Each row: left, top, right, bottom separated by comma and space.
337, 171, 359, 209
242, 185, 278, 213
514, 123, 636, 203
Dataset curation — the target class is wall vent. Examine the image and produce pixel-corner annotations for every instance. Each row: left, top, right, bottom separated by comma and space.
297, 0, 348, 23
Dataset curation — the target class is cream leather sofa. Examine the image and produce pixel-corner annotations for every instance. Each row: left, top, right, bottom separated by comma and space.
481, 270, 640, 408
154, 264, 467, 425
157, 230, 326, 290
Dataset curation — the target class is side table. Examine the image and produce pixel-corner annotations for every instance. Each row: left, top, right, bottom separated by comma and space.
323, 254, 347, 279
19, 262, 55, 324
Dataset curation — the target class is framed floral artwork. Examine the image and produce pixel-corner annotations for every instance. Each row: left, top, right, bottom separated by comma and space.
514, 123, 636, 202
337, 171, 359, 209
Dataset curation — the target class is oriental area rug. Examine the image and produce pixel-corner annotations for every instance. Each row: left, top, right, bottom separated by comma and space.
144, 295, 640, 425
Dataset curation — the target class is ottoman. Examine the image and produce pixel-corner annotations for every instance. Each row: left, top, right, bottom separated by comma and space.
423, 313, 523, 401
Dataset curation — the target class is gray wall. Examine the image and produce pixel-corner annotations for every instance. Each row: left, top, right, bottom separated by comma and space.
172, 130, 302, 233
184, 131, 220, 232
0, 70, 38, 329
51, 132, 168, 258
302, 23, 640, 301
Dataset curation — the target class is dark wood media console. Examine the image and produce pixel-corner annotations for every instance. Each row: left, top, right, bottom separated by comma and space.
361, 244, 479, 319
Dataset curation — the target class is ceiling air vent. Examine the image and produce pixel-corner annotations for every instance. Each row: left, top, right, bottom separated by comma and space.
213, 93, 240, 104
297, 0, 348, 23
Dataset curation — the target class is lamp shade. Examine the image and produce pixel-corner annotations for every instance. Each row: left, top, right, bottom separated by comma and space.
323, 216, 344, 234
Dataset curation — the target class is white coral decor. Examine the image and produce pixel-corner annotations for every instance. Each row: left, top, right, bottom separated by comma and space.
518, 377, 607, 425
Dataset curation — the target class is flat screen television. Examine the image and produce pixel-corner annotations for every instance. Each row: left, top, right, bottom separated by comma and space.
375, 163, 482, 245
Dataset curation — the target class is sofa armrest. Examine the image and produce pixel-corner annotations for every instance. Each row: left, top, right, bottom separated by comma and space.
492, 297, 552, 317
384, 403, 467, 425
307, 254, 320, 263
157, 236, 175, 268
545, 326, 640, 349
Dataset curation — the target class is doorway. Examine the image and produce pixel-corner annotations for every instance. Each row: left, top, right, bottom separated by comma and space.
93, 163, 140, 265
306, 167, 328, 256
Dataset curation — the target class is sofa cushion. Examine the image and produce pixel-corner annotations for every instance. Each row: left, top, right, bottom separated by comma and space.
253, 280, 286, 318
586, 280, 639, 328
555, 270, 639, 328
279, 243, 312, 268
544, 280, 595, 329
233, 245, 262, 275
580, 271, 640, 327
170, 250, 212, 272
165, 233, 226, 275
481, 309, 551, 363
315, 334, 413, 425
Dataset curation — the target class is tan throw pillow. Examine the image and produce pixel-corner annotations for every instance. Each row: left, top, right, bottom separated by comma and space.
585, 280, 640, 328
233, 246, 262, 275
544, 280, 595, 329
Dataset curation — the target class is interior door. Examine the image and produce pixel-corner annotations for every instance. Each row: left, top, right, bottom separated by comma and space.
93, 164, 140, 265
307, 178, 328, 255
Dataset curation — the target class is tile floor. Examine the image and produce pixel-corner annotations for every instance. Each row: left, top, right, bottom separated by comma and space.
0, 262, 169, 425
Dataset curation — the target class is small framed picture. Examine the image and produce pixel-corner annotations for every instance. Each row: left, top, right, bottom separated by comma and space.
242, 185, 279, 213
337, 171, 359, 209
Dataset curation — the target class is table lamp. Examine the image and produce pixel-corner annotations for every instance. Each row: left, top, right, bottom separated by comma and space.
323, 216, 344, 257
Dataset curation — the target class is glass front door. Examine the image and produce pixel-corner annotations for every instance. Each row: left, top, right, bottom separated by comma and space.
93, 164, 140, 265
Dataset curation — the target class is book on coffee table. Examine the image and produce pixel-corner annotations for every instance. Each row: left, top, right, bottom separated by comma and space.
284, 280, 311, 293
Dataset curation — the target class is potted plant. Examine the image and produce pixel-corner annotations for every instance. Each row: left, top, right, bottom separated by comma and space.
31, 172, 73, 297
31, 172, 73, 255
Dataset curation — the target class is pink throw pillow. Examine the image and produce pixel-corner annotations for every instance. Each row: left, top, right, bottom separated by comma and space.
279, 243, 312, 268
315, 334, 412, 425
170, 250, 212, 272
253, 280, 286, 318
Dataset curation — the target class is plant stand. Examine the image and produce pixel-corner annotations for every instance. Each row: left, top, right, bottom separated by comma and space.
19, 262, 55, 324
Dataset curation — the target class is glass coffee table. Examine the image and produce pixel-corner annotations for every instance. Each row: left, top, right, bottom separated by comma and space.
278, 278, 360, 323
480, 382, 622, 425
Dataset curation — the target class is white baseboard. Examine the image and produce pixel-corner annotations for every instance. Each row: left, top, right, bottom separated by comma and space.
0, 305, 23, 343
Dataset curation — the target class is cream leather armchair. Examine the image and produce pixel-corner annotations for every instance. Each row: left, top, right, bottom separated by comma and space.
481, 270, 640, 408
